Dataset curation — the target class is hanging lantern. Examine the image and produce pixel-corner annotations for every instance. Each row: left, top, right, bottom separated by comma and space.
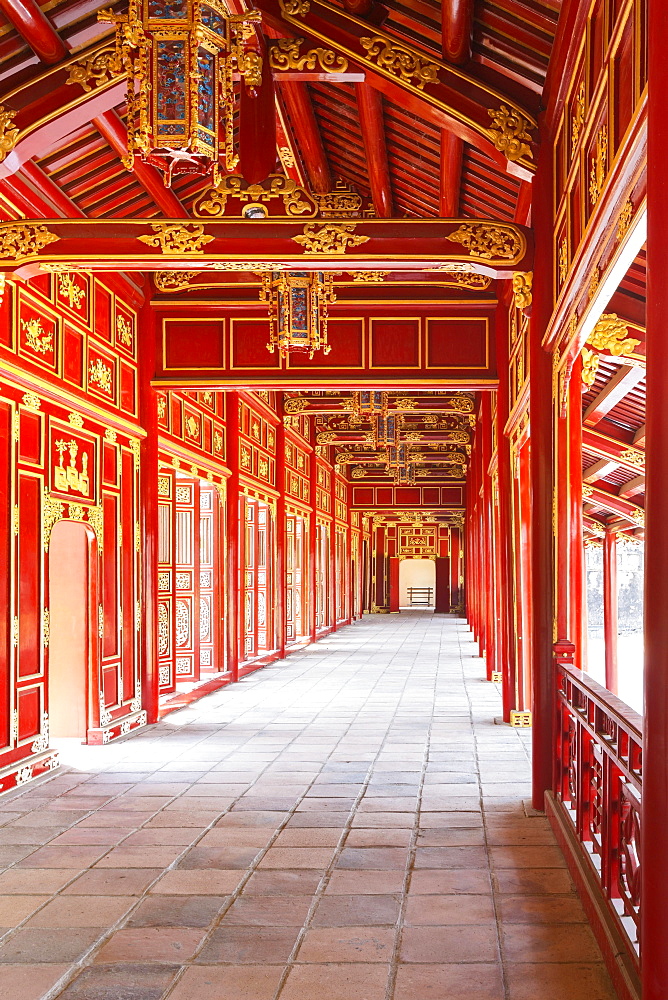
394, 463, 416, 485
100, 0, 262, 186
386, 443, 408, 470
352, 390, 387, 423
372, 411, 400, 450
261, 271, 335, 359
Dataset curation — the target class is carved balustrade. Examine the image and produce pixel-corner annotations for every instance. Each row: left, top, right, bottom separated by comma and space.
554, 641, 642, 963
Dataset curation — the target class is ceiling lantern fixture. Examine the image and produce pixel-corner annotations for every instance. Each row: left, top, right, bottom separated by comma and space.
353, 391, 387, 422
100, 0, 262, 186
372, 411, 400, 450
394, 463, 416, 485
261, 271, 335, 360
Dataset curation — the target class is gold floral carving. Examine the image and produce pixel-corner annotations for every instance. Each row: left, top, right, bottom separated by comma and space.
279, 0, 310, 14
270, 37, 348, 73
351, 466, 366, 478
278, 146, 296, 169
195, 173, 313, 218
351, 271, 389, 282
317, 431, 337, 444
137, 223, 214, 254
588, 268, 600, 301
360, 36, 438, 90
42, 492, 64, 551
558, 237, 568, 284
129, 438, 140, 469
617, 200, 634, 242
211, 261, 286, 270
89, 359, 113, 394
22, 318, 53, 354
154, 271, 199, 292
0, 224, 59, 261
512, 271, 532, 310
589, 124, 608, 206
0, 106, 19, 162
116, 315, 133, 346
157, 395, 167, 419
580, 347, 599, 389
65, 46, 123, 91
229, 20, 263, 89
105, 428, 117, 442
68, 412, 84, 429
450, 394, 475, 412
292, 223, 369, 254
394, 397, 417, 409
284, 397, 309, 413
57, 272, 85, 308
315, 185, 363, 218
487, 105, 533, 162
571, 80, 585, 157
22, 392, 41, 411
452, 272, 492, 289
447, 223, 523, 261
587, 314, 640, 357
620, 448, 645, 468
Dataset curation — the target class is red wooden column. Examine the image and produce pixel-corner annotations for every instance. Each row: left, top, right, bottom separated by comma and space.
388, 557, 400, 612
602, 527, 618, 693
529, 138, 555, 811
308, 445, 318, 643
225, 392, 241, 681
275, 401, 287, 659
329, 471, 337, 631
138, 300, 159, 725
495, 296, 517, 721
568, 356, 586, 663
643, 6, 668, 990
480, 394, 495, 677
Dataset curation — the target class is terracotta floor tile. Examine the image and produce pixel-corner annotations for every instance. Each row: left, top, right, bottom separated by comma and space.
409, 869, 492, 895
49, 829, 131, 846
214, 811, 286, 828
493, 868, 575, 895
325, 870, 405, 894
0, 869, 78, 894
287, 812, 351, 829
489, 845, 567, 869
197, 925, 299, 963
62, 868, 162, 896
416, 829, 486, 847
313, 894, 400, 927
93, 927, 206, 963
345, 829, 411, 847
404, 893, 496, 926
394, 962, 505, 1000
256, 847, 336, 869
0, 895, 50, 924
0, 926, 101, 963
127, 894, 227, 928
222, 895, 312, 926
196, 828, 274, 848
0, 964, 70, 1000
120, 829, 199, 847
400, 924, 499, 963
504, 962, 618, 1000
273, 828, 342, 847
168, 964, 284, 1000
413, 846, 489, 869
149, 870, 241, 895
55, 962, 180, 1000
25, 895, 135, 928
243, 870, 324, 895
297, 926, 395, 962
497, 894, 587, 924
280, 962, 389, 1000
178, 846, 261, 870
337, 847, 408, 870
502, 922, 602, 963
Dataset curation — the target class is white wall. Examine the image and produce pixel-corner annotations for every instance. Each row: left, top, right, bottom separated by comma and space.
399, 558, 436, 607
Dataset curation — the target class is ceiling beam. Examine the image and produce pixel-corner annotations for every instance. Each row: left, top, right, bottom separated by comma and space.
439, 130, 463, 217
633, 423, 646, 447
93, 112, 187, 219
20, 159, 86, 217
356, 83, 393, 218
442, 0, 473, 64
0, 0, 66, 64
583, 365, 646, 427
583, 458, 619, 483
278, 81, 332, 193
619, 475, 645, 499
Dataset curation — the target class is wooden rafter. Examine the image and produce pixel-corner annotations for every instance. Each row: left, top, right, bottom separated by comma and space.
355, 84, 393, 218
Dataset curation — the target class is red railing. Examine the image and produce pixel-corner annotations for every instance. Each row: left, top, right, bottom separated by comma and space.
554, 640, 642, 963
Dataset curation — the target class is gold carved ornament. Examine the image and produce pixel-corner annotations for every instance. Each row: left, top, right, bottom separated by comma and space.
65, 46, 123, 91
270, 37, 348, 74
89, 359, 113, 394
617, 200, 634, 242
0, 105, 19, 163
292, 223, 369, 254
487, 105, 534, 163
279, 0, 310, 15
21, 318, 53, 354
137, 224, 214, 254
359, 36, 439, 91
116, 314, 133, 346
620, 448, 645, 469
589, 124, 608, 207
587, 314, 640, 357
580, 347, 599, 389
351, 271, 389, 282
571, 80, 585, 157
195, 173, 314, 219
22, 392, 40, 411
447, 223, 523, 261
68, 411, 84, 429
588, 268, 601, 301
154, 271, 200, 292
512, 271, 532, 311
278, 146, 296, 169
315, 184, 363, 218
42, 492, 65, 551
451, 272, 491, 289
0, 224, 59, 262
558, 237, 568, 284
58, 272, 86, 308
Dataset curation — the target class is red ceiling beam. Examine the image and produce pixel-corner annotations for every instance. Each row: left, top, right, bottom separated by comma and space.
583, 365, 646, 427
20, 159, 86, 217
355, 83, 392, 218
439, 129, 462, 217
93, 112, 187, 218
278, 81, 332, 193
0, 0, 66, 64
442, 0, 473, 65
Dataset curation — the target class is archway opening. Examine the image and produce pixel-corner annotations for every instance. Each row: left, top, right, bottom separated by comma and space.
48, 520, 93, 739
399, 558, 436, 609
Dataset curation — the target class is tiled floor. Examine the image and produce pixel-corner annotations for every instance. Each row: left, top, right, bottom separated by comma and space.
0, 612, 618, 1000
